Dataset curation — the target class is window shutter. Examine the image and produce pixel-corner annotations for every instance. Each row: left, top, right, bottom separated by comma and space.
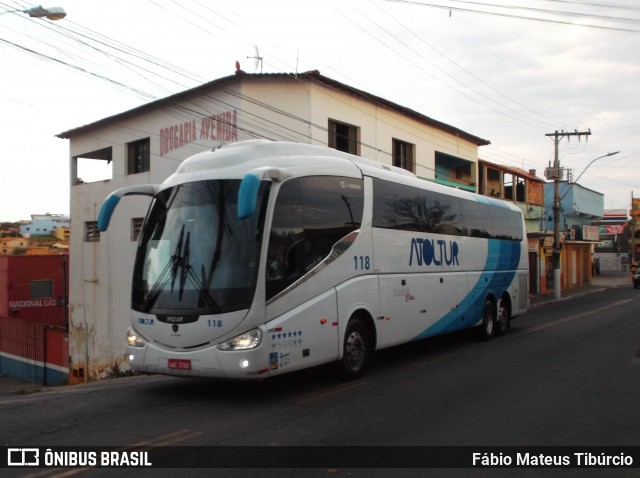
328, 120, 336, 149
347, 125, 358, 156
127, 143, 135, 175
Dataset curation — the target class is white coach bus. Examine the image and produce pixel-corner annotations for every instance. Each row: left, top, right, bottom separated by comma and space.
98, 140, 528, 380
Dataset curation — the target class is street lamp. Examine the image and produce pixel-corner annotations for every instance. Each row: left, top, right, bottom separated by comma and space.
560, 151, 620, 201
0, 5, 66, 20
552, 151, 619, 299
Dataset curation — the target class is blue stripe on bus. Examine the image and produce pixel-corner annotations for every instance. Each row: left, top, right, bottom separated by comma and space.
412, 239, 521, 340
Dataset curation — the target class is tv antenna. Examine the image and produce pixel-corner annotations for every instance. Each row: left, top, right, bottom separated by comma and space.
247, 45, 263, 73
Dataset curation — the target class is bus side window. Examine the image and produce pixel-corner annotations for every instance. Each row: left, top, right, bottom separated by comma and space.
266, 179, 304, 300
266, 176, 364, 301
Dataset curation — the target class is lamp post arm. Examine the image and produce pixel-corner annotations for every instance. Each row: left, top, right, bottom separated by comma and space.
559, 151, 620, 202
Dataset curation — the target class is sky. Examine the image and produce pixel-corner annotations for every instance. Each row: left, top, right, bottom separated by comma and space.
0, 0, 639, 222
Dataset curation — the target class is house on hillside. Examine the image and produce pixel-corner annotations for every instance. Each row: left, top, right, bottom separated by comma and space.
0, 237, 28, 255
19, 214, 70, 238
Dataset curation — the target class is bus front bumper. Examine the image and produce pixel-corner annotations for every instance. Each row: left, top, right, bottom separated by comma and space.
126, 341, 271, 380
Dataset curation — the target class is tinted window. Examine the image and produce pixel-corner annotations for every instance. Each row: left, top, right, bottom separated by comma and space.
266, 176, 364, 300
372, 178, 461, 235
372, 178, 522, 241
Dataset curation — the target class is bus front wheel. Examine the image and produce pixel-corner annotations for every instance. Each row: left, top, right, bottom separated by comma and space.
338, 318, 370, 380
480, 300, 496, 340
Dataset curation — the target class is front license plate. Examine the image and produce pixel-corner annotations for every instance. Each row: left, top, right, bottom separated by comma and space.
168, 359, 191, 370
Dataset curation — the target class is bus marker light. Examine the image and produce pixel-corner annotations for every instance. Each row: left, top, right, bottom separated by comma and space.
332, 322, 338, 327
320, 319, 327, 324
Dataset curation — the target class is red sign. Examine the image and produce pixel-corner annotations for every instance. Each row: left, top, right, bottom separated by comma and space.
600, 224, 626, 235
168, 359, 192, 370
159, 109, 238, 157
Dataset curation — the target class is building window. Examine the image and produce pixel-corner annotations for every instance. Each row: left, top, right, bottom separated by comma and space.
486, 168, 501, 197
131, 217, 144, 241
328, 119, 359, 156
392, 139, 415, 173
31, 280, 53, 298
516, 177, 526, 202
504, 173, 526, 202
504, 173, 514, 200
127, 138, 150, 175
85, 221, 100, 242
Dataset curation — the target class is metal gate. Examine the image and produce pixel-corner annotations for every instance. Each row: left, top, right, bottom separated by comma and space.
0, 316, 46, 384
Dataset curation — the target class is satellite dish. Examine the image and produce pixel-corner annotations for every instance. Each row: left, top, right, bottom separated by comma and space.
247, 45, 263, 73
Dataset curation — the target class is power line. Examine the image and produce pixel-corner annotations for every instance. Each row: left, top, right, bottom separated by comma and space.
380, 0, 640, 33
449, 0, 640, 25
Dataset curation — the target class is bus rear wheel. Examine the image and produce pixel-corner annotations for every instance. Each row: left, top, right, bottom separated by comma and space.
480, 300, 496, 340
495, 298, 511, 336
338, 318, 370, 380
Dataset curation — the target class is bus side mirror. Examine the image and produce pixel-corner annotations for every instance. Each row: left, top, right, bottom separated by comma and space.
97, 184, 158, 231
237, 167, 286, 220
237, 173, 261, 220
98, 194, 121, 231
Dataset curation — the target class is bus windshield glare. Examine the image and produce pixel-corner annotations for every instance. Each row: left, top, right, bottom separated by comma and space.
132, 180, 269, 315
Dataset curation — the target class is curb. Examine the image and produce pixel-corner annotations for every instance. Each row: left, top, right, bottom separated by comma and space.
530, 287, 608, 309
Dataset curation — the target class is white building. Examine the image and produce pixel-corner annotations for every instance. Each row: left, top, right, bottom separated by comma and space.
57, 69, 490, 382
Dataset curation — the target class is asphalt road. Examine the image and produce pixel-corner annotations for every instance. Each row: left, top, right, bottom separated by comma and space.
2, 287, 639, 478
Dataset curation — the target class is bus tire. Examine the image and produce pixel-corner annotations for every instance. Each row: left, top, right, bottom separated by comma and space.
338, 317, 370, 380
495, 297, 511, 336
480, 300, 496, 340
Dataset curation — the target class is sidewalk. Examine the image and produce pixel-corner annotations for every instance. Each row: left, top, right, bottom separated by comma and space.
530, 271, 633, 308
0, 375, 49, 397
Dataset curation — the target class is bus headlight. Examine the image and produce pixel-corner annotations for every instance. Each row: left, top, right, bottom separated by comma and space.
126, 327, 148, 348
217, 329, 262, 351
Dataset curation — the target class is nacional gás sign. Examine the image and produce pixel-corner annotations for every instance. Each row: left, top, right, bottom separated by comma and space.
9, 298, 57, 309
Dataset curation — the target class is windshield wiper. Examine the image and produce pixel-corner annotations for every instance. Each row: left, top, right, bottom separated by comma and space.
170, 225, 185, 294
142, 224, 220, 313
141, 225, 185, 312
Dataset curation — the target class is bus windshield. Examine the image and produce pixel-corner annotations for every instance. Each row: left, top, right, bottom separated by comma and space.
132, 180, 269, 315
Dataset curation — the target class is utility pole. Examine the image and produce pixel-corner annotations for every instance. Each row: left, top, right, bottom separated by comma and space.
544, 129, 592, 299
632, 192, 638, 266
